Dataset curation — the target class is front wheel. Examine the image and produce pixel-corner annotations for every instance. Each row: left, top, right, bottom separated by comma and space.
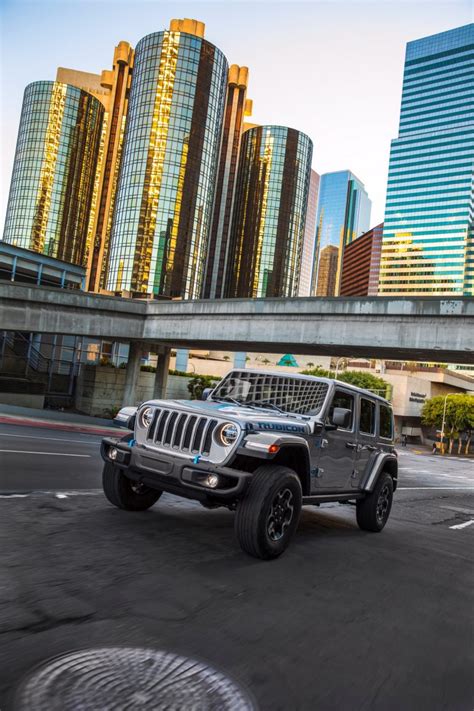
356, 472, 393, 532
234, 465, 302, 560
102, 462, 162, 511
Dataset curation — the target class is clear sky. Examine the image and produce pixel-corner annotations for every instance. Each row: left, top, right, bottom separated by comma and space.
1, 0, 472, 231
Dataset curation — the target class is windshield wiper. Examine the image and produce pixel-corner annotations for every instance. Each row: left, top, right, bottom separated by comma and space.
245, 400, 286, 414
211, 395, 241, 406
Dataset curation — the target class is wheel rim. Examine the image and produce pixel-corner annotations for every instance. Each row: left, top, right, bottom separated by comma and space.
376, 484, 391, 525
266, 488, 294, 542
130, 481, 149, 495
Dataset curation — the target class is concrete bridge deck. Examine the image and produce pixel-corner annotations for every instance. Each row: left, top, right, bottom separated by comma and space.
0, 282, 473, 363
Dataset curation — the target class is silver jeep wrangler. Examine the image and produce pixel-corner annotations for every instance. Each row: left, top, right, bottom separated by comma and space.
101, 369, 397, 560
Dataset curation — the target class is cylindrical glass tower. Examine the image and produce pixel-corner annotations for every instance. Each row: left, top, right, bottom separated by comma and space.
225, 125, 313, 298
3, 81, 104, 266
106, 28, 228, 299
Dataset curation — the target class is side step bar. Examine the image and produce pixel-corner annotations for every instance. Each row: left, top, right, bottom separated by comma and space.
302, 492, 365, 505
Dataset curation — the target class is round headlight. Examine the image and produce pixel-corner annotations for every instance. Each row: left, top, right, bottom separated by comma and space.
140, 407, 154, 428
217, 422, 239, 446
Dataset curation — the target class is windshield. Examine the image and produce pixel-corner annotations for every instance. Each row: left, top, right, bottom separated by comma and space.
211, 370, 329, 416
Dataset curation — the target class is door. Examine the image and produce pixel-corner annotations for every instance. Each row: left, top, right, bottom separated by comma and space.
352, 396, 378, 488
314, 389, 357, 490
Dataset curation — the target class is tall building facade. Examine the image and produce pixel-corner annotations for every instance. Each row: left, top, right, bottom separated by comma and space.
57, 42, 134, 291
225, 125, 313, 298
298, 169, 320, 296
202, 65, 252, 299
311, 170, 371, 296
105, 20, 228, 299
340, 223, 383, 296
379, 24, 474, 296
3, 81, 104, 266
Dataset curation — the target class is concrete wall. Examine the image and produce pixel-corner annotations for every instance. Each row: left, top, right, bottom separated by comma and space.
75, 366, 193, 417
0, 392, 45, 409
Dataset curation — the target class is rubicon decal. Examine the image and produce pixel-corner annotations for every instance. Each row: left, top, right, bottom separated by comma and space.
248, 422, 308, 433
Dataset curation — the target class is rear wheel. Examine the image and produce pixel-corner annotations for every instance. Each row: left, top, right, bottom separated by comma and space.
102, 462, 162, 511
356, 471, 393, 532
234, 465, 302, 560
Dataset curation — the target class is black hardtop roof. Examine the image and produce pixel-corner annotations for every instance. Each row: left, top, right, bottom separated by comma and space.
221, 368, 392, 406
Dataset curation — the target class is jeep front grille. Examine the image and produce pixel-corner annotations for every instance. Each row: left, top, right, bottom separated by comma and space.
147, 408, 219, 456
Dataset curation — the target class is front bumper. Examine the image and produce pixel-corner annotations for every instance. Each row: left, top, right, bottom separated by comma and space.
101, 437, 251, 503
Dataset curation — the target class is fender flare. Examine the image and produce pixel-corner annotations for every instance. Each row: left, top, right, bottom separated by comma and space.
362, 453, 398, 492
240, 431, 310, 456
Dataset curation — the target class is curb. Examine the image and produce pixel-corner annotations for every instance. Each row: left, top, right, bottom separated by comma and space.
0, 415, 120, 436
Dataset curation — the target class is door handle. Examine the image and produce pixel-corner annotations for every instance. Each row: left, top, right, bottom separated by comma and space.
364, 445, 377, 452
345, 442, 358, 449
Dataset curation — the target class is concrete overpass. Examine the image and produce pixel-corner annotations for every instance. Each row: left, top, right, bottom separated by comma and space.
1, 282, 473, 363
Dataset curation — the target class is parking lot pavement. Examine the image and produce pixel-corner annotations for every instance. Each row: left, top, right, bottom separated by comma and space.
1, 485, 473, 710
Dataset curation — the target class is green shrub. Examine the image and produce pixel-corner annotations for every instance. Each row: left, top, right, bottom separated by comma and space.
187, 375, 220, 400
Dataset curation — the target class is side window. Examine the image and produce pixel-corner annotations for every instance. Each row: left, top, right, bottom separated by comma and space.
379, 405, 393, 439
359, 398, 376, 435
327, 390, 354, 430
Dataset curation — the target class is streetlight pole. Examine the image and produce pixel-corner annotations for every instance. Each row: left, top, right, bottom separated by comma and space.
334, 357, 345, 379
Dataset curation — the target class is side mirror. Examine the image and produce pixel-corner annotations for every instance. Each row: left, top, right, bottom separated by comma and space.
331, 407, 352, 429
201, 387, 213, 401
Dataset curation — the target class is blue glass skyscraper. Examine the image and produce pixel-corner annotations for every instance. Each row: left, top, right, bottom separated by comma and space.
379, 24, 474, 296
311, 170, 371, 296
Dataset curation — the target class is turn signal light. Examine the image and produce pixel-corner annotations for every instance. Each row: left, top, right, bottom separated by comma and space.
268, 444, 280, 454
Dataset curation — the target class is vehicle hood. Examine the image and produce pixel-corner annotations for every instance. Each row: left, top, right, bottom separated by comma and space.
143, 398, 316, 434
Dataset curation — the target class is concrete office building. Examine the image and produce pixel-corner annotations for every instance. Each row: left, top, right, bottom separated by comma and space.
340, 223, 383, 296
348, 359, 474, 442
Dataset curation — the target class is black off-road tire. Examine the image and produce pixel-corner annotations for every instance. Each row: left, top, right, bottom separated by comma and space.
356, 471, 393, 532
102, 462, 162, 511
235, 465, 302, 560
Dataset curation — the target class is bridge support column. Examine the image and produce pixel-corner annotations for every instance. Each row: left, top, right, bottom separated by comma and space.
153, 347, 171, 400
123, 340, 144, 406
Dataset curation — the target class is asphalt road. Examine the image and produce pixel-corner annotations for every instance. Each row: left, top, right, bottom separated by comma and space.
1, 421, 473, 710
1, 422, 473, 494
0, 422, 103, 491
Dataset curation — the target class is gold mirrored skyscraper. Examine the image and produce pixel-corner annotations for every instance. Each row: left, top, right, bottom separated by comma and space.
226, 125, 313, 298
57, 41, 134, 291
202, 65, 252, 299
3, 81, 104, 266
105, 20, 228, 299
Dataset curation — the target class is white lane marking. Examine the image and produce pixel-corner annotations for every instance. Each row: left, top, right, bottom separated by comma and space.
0, 433, 100, 444
449, 520, 474, 530
398, 487, 474, 491
0, 450, 90, 457
0, 489, 102, 497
